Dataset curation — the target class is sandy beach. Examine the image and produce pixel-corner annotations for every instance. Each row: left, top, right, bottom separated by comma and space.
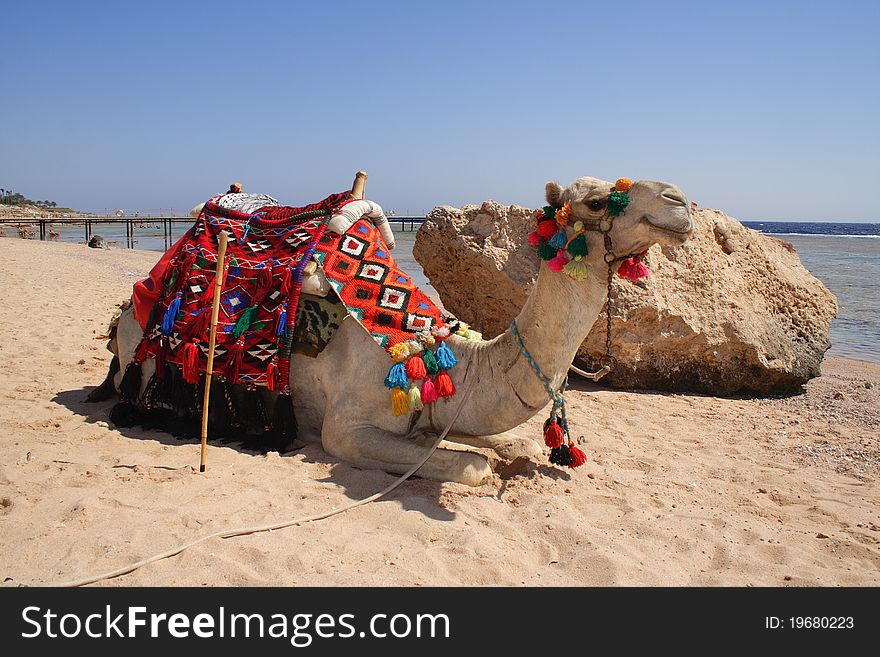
1, 237, 877, 587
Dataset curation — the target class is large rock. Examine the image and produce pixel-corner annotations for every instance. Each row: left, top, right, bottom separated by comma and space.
413, 201, 838, 396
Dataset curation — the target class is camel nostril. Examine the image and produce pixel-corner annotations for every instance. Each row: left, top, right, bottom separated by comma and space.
661, 190, 687, 206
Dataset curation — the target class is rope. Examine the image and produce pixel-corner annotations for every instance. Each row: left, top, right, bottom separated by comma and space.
510, 319, 569, 434
48, 366, 475, 588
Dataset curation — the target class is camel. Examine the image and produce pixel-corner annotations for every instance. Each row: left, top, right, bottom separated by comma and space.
108, 176, 692, 486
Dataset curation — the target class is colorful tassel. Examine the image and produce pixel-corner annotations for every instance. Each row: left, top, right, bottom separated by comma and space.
568, 443, 587, 468
536, 219, 557, 239
421, 377, 439, 404
276, 307, 288, 337
608, 190, 630, 216
562, 256, 589, 281
543, 420, 565, 448
384, 362, 409, 389
232, 305, 259, 339
266, 361, 278, 392
405, 354, 427, 380
225, 338, 244, 384
161, 292, 182, 335
435, 370, 456, 397
537, 242, 556, 260
190, 308, 209, 342
567, 233, 588, 257
255, 266, 273, 300
548, 250, 569, 272
181, 342, 200, 385
527, 231, 541, 247
618, 251, 650, 281
408, 385, 424, 411
549, 443, 573, 467
435, 342, 457, 369
549, 230, 568, 249
422, 349, 440, 377
391, 388, 409, 416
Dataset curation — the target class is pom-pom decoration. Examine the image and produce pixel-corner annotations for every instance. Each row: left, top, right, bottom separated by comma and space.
421, 377, 439, 404
536, 220, 558, 239
562, 257, 588, 280
547, 250, 569, 272
607, 190, 630, 217
543, 420, 565, 448
614, 178, 633, 193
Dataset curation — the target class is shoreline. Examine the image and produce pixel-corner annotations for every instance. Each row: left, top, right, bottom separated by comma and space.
1, 237, 877, 586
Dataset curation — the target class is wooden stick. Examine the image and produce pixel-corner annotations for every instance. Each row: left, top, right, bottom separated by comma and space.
350, 170, 368, 200
199, 230, 229, 472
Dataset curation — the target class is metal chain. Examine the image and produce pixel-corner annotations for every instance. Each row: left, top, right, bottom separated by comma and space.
602, 230, 616, 367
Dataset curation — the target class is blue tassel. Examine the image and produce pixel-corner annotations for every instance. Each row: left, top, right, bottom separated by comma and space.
435, 342, 457, 369
549, 230, 568, 249
384, 362, 409, 390
276, 309, 288, 337
161, 292, 182, 336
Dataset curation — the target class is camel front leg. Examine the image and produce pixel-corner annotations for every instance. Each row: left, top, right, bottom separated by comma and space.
321, 421, 493, 487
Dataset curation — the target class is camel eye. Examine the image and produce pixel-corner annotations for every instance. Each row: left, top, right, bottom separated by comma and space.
586, 198, 607, 212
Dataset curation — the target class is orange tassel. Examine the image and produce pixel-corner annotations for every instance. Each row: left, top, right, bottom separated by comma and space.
435, 370, 455, 397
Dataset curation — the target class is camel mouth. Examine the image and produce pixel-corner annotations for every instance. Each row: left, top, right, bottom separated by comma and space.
642, 210, 693, 238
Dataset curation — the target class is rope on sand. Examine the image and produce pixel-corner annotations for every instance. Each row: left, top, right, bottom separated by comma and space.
50, 372, 475, 588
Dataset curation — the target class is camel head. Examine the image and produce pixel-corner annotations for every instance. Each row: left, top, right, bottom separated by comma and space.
544, 176, 692, 266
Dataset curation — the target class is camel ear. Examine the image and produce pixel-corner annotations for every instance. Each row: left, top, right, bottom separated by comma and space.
545, 181, 564, 208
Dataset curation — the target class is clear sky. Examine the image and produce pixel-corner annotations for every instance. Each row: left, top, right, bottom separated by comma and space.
2, 0, 878, 221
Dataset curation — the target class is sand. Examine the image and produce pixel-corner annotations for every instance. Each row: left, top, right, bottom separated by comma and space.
1, 237, 878, 587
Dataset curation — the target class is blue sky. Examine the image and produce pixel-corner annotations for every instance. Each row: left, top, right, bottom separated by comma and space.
1, 0, 878, 221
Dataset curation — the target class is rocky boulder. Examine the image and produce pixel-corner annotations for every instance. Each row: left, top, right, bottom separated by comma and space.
413, 201, 838, 396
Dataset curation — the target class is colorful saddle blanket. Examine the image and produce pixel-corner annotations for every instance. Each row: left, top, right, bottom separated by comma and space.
132, 192, 462, 415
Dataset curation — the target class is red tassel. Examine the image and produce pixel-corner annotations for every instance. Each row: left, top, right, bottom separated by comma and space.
134, 337, 151, 364
200, 272, 217, 306
405, 354, 427, 380
568, 443, 587, 468
190, 308, 210, 342
421, 377, 439, 404
277, 266, 292, 297
435, 370, 456, 397
255, 267, 273, 301
536, 219, 557, 239
618, 250, 650, 281
225, 338, 245, 384
543, 421, 565, 448
181, 342, 200, 385
266, 361, 278, 392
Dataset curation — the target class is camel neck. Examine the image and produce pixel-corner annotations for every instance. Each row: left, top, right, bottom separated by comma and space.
452, 257, 610, 436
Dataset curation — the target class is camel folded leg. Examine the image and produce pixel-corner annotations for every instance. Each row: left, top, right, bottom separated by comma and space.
445, 430, 542, 461
321, 423, 493, 487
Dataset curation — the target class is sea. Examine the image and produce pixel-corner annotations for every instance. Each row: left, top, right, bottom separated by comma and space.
741, 222, 879, 364
15, 219, 879, 364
